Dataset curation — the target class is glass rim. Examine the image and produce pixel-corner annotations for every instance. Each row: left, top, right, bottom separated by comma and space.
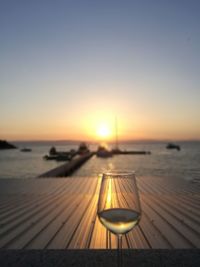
101, 170, 135, 177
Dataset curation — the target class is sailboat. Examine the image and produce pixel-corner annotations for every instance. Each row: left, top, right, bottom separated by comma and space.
111, 118, 151, 155
112, 117, 121, 154
96, 143, 113, 157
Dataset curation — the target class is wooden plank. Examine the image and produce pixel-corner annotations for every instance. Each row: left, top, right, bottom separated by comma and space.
0, 194, 68, 248
141, 195, 196, 248
67, 179, 101, 248
1, 178, 95, 249
44, 178, 98, 249
0, 176, 199, 249
6, 194, 80, 249
24, 179, 95, 249
148, 195, 200, 247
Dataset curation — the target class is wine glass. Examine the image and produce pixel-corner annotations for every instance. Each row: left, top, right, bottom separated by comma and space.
97, 171, 141, 267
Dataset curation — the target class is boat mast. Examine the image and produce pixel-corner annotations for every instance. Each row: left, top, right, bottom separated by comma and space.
115, 116, 118, 150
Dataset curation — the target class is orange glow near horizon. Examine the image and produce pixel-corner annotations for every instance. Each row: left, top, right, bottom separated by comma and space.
82, 112, 116, 141
2, 110, 200, 142
96, 123, 112, 139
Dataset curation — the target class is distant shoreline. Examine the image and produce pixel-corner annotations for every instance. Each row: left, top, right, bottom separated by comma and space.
0, 140, 17, 150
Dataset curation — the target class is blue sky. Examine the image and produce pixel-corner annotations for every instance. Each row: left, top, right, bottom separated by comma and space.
0, 0, 200, 140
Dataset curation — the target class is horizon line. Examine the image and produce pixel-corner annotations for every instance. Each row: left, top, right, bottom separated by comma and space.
9, 138, 200, 143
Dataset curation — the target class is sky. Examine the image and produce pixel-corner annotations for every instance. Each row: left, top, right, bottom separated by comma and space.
0, 0, 200, 141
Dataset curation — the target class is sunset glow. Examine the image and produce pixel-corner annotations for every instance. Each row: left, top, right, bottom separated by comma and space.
0, 1, 200, 141
96, 124, 112, 139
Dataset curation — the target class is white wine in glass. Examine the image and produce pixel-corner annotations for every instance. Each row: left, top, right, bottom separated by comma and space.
97, 171, 141, 267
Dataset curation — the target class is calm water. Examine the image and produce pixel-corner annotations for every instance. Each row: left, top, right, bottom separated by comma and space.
0, 141, 200, 182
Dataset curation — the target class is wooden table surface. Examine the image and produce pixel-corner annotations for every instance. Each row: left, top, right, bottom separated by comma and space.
0, 176, 199, 249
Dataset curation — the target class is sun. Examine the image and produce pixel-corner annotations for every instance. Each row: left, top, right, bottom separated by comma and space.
96, 123, 111, 139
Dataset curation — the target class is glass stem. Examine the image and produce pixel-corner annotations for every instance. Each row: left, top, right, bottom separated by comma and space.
117, 234, 123, 267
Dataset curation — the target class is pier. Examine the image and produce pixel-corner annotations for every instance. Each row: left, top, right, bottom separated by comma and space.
40, 149, 151, 177
39, 152, 94, 177
112, 150, 151, 155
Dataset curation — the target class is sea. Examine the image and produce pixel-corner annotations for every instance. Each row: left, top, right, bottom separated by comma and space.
0, 141, 200, 182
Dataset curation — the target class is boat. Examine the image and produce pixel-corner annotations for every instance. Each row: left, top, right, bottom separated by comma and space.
96, 144, 113, 158
111, 118, 151, 155
44, 153, 72, 161
166, 143, 181, 151
43, 155, 59, 160
44, 146, 77, 161
20, 148, 32, 152
49, 146, 57, 155
77, 142, 90, 155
